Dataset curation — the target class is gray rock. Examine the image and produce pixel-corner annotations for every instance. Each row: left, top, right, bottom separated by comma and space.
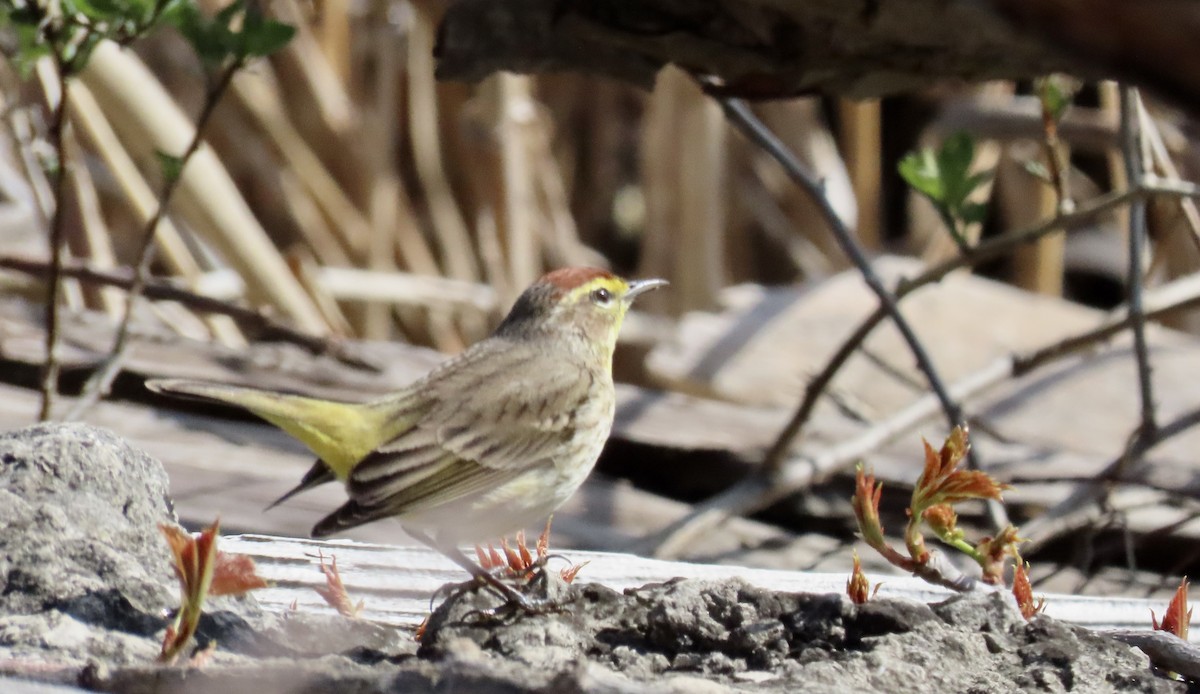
0, 677, 93, 694
0, 424, 176, 652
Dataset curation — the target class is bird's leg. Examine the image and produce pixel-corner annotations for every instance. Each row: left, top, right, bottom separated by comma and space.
408, 529, 546, 613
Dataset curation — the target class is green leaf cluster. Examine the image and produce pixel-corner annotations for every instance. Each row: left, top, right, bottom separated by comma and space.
1, 0, 181, 73
0, 1, 293, 76
898, 131, 992, 247
164, 0, 295, 67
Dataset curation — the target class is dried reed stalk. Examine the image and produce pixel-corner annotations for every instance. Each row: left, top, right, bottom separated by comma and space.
639, 67, 726, 314
80, 43, 328, 334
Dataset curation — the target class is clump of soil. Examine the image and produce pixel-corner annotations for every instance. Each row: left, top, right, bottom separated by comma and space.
421, 572, 1181, 693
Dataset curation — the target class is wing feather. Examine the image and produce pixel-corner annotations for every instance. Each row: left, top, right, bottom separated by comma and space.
319, 340, 602, 536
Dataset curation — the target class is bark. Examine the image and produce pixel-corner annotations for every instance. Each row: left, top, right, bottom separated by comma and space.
435, 0, 1082, 98
436, 0, 1200, 110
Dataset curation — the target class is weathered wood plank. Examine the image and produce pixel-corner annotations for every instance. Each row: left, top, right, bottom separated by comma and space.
220, 534, 1190, 639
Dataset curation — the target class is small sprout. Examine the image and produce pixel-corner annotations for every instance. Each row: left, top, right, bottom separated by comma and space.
159, 519, 268, 663
852, 464, 911, 568
560, 561, 589, 584
1012, 561, 1046, 620
486, 543, 505, 571
474, 544, 492, 570
475, 530, 547, 579
315, 551, 363, 619
852, 464, 889, 553
1036, 75, 1079, 126
921, 503, 959, 541
537, 516, 552, 561
854, 427, 1028, 593
500, 538, 525, 574
976, 525, 1024, 585
414, 614, 429, 643
516, 529, 534, 569
1152, 578, 1192, 641
912, 426, 1010, 512
846, 552, 878, 605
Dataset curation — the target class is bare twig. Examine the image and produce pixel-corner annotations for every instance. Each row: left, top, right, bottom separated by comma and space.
0, 255, 378, 371
1016, 272, 1200, 376
64, 61, 242, 421
38, 58, 70, 421
1022, 403, 1200, 552
1119, 86, 1157, 443
710, 94, 967, 472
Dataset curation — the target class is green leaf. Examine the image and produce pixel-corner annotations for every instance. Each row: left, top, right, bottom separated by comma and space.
937, 131, 976, 207
215, 0, 245, 28
964, 170, 992, 192
898, 150, 943, 201
959, 202, 989, 226
165, 1, 237, 65
155, 149, 185, 184
238, 17, 294, 57
899, 131, 993, 245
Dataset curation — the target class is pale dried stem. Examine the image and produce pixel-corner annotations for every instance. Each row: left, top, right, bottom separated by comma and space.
80, 43, 327, 332
64, 58, 242, 422
0, 255, 377, 371
67, 81, 244, 347
836, 98, 882, 249
62, 126, 122, 316
495, 73, 540, 290
408, 3, 478, 283
359, 1, 401, 341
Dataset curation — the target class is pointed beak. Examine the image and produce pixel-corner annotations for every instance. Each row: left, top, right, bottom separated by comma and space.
624, 278, 669, 302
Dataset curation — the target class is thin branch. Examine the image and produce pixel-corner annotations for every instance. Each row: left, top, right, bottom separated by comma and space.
711, 94, 967, 470
64, 61, 242, 421
1022, 402, 1200, 553
1119, 87, 1157, 443
38, 59, 70, 421
1016, 274, 1200, 376
0, 255, 379, 371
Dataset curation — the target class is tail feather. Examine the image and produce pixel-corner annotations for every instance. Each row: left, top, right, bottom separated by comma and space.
146, 378, 387, 480
311, 500, 368, 538
264, 459, 336, 510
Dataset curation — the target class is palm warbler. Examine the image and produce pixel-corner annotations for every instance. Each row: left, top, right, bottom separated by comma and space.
147, 267, 665, 606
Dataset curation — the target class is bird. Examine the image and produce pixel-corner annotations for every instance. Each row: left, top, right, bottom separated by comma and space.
146, 267, 667, 607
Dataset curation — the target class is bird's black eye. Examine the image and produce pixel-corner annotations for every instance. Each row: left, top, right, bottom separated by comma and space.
590, 287, 612, 305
